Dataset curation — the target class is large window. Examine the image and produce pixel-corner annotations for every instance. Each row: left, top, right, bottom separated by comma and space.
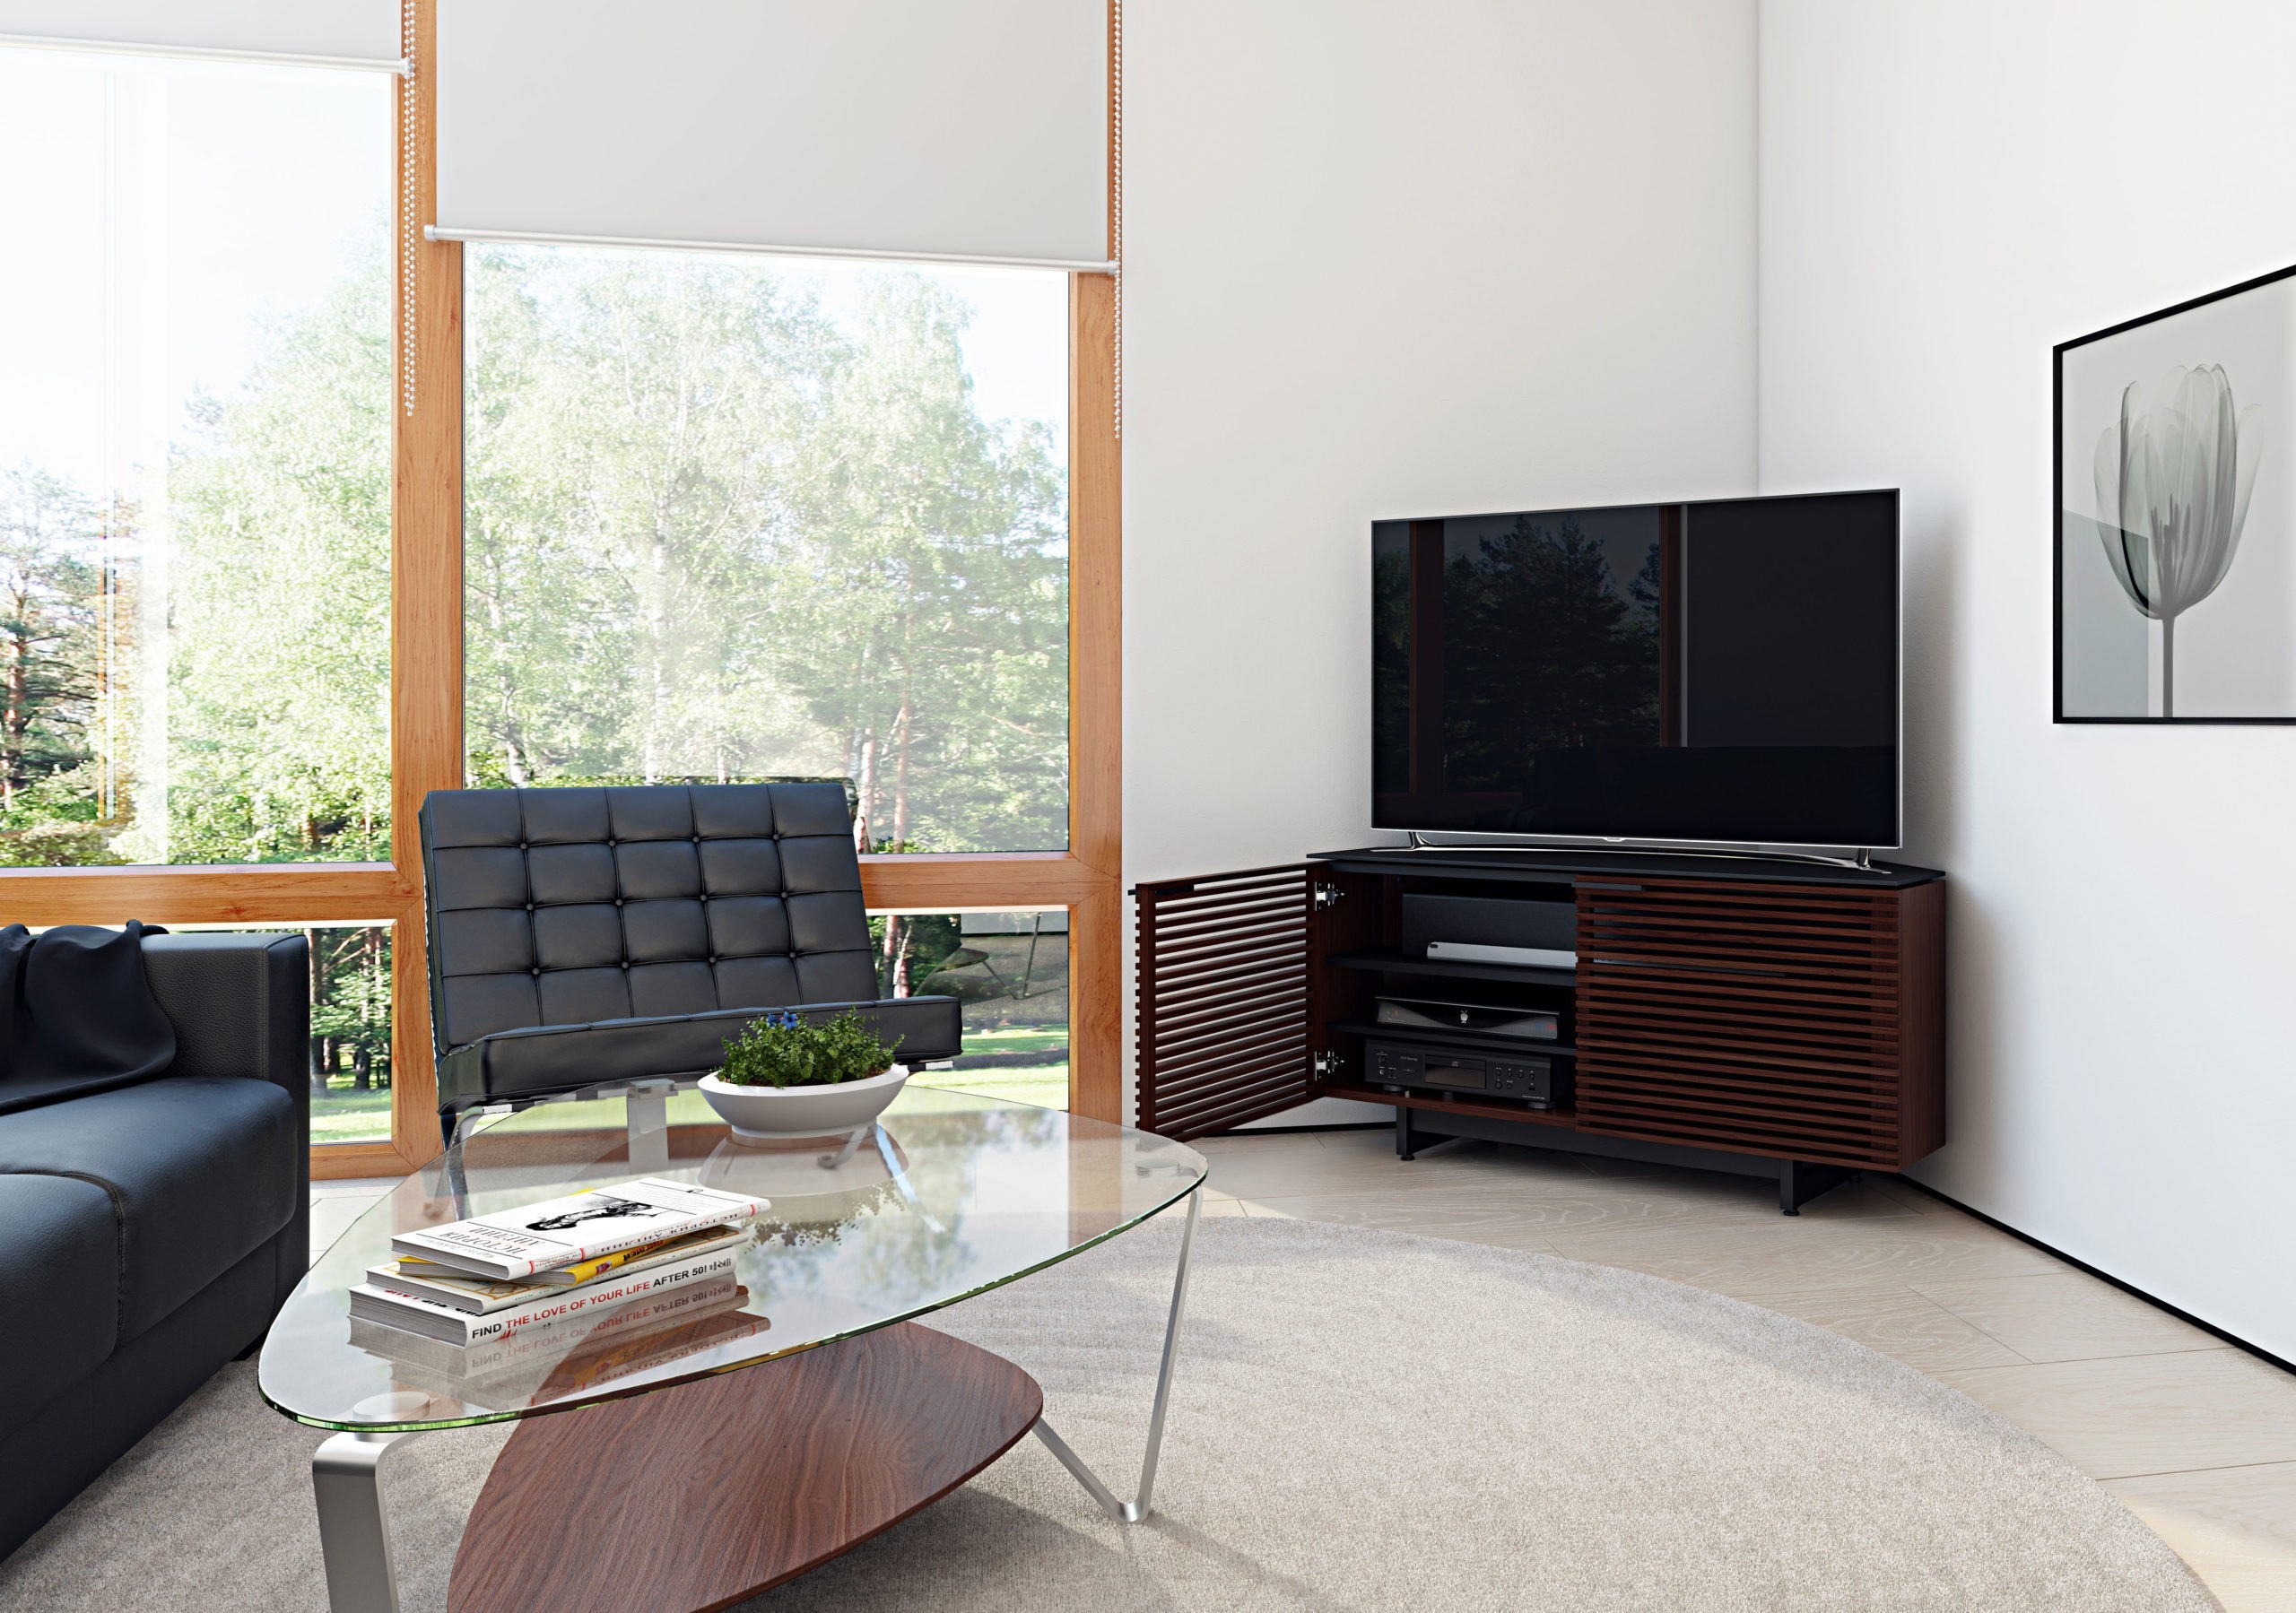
878, 909, 1070, 1110
462, 245, 1070, 854
0, 48, 393, 867
0, 0, 1121, 1167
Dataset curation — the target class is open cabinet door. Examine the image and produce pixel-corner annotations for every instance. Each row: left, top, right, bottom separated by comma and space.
1134, 864, 1315, 1138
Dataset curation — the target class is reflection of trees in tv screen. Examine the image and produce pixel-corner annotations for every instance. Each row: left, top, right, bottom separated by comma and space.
1371, 535, 1412, 795
1440, 515, 1660, 793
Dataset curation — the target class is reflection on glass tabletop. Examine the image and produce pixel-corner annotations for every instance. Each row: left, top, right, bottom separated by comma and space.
261, 1088, 1209, 1434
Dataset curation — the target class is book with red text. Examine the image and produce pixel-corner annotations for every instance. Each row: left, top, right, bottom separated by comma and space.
349, 1238, 746, 1344
350, 1283, 765, 1411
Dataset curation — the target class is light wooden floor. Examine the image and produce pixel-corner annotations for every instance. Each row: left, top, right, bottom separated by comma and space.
1181, 1127, 2296, 1611
310, 1129, 2296, 1609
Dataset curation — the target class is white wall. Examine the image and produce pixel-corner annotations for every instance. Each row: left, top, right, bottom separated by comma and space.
1761, 1, 2296, 1356
1121, 0, 1760, 1118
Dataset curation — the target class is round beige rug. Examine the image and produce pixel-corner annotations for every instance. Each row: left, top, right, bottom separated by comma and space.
0, 1216, 2217, 1612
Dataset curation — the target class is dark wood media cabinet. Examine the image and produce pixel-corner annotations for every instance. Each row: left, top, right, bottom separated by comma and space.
1134, 846, 1944, 1213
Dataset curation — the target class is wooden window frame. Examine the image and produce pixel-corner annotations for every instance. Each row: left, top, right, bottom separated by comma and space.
0, 0, 1124, 1172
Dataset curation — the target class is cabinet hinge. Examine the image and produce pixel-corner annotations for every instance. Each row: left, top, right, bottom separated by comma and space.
1310, 882, 1345, 910
1312, 1051, 1344, 1080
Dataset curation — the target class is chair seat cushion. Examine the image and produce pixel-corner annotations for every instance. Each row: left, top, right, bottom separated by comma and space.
0, 1174, 119, 1443
0, 1078, 300, 1340
438, 996, 963, 1112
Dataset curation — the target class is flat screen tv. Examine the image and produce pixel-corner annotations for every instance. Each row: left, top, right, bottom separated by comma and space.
1372, 490, 1900, 850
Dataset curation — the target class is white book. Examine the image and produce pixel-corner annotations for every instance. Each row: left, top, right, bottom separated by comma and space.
364, 1225, 752, 1314
350, 1243, 744, 1345
389, 1177, 766, 1280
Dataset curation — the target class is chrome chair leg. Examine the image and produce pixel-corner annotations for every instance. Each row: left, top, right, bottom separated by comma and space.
312, 1428, 424, 1613
1033, 1186, 1201, 1523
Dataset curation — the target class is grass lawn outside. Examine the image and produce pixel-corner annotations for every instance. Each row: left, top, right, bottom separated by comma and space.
911, 1023, 1069, 1109
906, 1062, 1070, 1111
309, 1025, 1075, 1153
949, 1027, 1068, 1056
310, 1085, 394, 1145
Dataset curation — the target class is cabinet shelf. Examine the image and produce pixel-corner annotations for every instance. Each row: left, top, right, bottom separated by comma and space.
1326, 1016, 1576, 1057
1320, 1079, 1579, 1130
1324, 947, 1576, 987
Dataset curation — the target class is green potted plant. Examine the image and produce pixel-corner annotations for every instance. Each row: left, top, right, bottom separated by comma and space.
697, 1010, 910, 1139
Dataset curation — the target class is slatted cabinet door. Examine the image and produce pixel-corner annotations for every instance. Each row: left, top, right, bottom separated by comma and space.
1574, 878, 1945, 1169
1134, 865, 1316, 1139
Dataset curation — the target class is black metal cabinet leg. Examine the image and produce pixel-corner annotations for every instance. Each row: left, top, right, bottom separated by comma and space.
1396, 1106, 1417, 1161
1779, 1159, 1857, 1215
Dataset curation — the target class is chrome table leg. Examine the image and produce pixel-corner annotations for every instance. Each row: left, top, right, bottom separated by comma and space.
820, 1123, 873, 1169
1033, 1186, 1200, 1523
313, 1428, 423, 1613
624, 1080, 674, 1172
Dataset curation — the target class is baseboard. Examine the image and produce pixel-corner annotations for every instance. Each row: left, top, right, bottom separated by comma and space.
1899, 1178, 2296, 1380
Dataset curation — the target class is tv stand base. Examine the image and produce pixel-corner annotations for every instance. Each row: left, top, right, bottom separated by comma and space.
1401, 831, 1874, 872
1393, 1104, 1859, 1215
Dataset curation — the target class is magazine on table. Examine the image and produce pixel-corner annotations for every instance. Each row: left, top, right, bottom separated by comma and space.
389, 1177, 766, 1280
364, 1225, 753, 1314
350, 1239, 747, 1345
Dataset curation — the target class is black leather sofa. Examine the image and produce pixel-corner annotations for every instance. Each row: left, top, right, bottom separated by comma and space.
0, 932, 309, 1561
422, 782, 961, 1143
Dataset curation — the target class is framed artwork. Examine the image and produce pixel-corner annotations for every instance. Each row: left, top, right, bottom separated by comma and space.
2056, 262, 2296, 723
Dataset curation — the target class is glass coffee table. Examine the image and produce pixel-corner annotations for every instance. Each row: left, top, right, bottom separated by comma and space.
261, 1088, 1209, 1613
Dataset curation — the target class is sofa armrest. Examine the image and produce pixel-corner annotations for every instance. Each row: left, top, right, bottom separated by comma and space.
140, 933, 310, 1114
139, 932, 313, 1318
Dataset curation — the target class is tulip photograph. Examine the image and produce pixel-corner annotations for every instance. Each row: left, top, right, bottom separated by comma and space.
2057, 264, 2295, 722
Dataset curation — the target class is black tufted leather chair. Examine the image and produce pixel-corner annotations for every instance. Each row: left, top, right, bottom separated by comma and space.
419, 782, 961, 1147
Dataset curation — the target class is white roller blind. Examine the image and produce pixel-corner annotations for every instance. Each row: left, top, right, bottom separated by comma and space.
436, 0, 1111, 271
0, 1, 404, 69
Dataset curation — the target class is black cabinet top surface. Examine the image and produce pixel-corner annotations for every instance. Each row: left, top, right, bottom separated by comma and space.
1309, 845, 1944, 889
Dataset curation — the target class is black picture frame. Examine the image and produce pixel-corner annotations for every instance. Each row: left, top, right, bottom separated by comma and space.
2054, 258, 2296, 724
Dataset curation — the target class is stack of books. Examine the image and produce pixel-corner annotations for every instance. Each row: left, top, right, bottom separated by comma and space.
352, 1177, 769, 1349
348, 1288, 770, 1412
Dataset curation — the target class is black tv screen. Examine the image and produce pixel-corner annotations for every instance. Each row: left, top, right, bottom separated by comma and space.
1372, 490, 1900, 849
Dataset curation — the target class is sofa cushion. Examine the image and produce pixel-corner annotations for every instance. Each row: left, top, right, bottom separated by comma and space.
0, 923, 177, 1116
0, 1078, 299, 1340
436, 995, 964, 1113
0, 1174, 119, 1444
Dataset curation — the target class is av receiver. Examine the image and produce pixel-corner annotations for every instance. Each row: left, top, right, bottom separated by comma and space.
1374, 996, 1558, 1040
1368, 1037, 1569, 1109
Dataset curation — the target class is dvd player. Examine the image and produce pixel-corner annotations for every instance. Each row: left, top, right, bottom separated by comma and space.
1367, 1037, 1569, 1109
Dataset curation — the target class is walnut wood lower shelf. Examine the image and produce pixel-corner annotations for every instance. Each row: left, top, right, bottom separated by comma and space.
446, 1322, 1043, 1613
1321, 1079, 1579, 1129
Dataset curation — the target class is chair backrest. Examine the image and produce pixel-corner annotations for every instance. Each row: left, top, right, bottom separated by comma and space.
419, 784, 878, 1056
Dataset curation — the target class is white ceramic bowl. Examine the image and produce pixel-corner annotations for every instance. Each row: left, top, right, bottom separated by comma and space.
697, 1065, 909, 1139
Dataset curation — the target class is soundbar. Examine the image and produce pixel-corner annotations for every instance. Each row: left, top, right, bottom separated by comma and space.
1403, 894, 1578, 972
1425, 941, 1578, 969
